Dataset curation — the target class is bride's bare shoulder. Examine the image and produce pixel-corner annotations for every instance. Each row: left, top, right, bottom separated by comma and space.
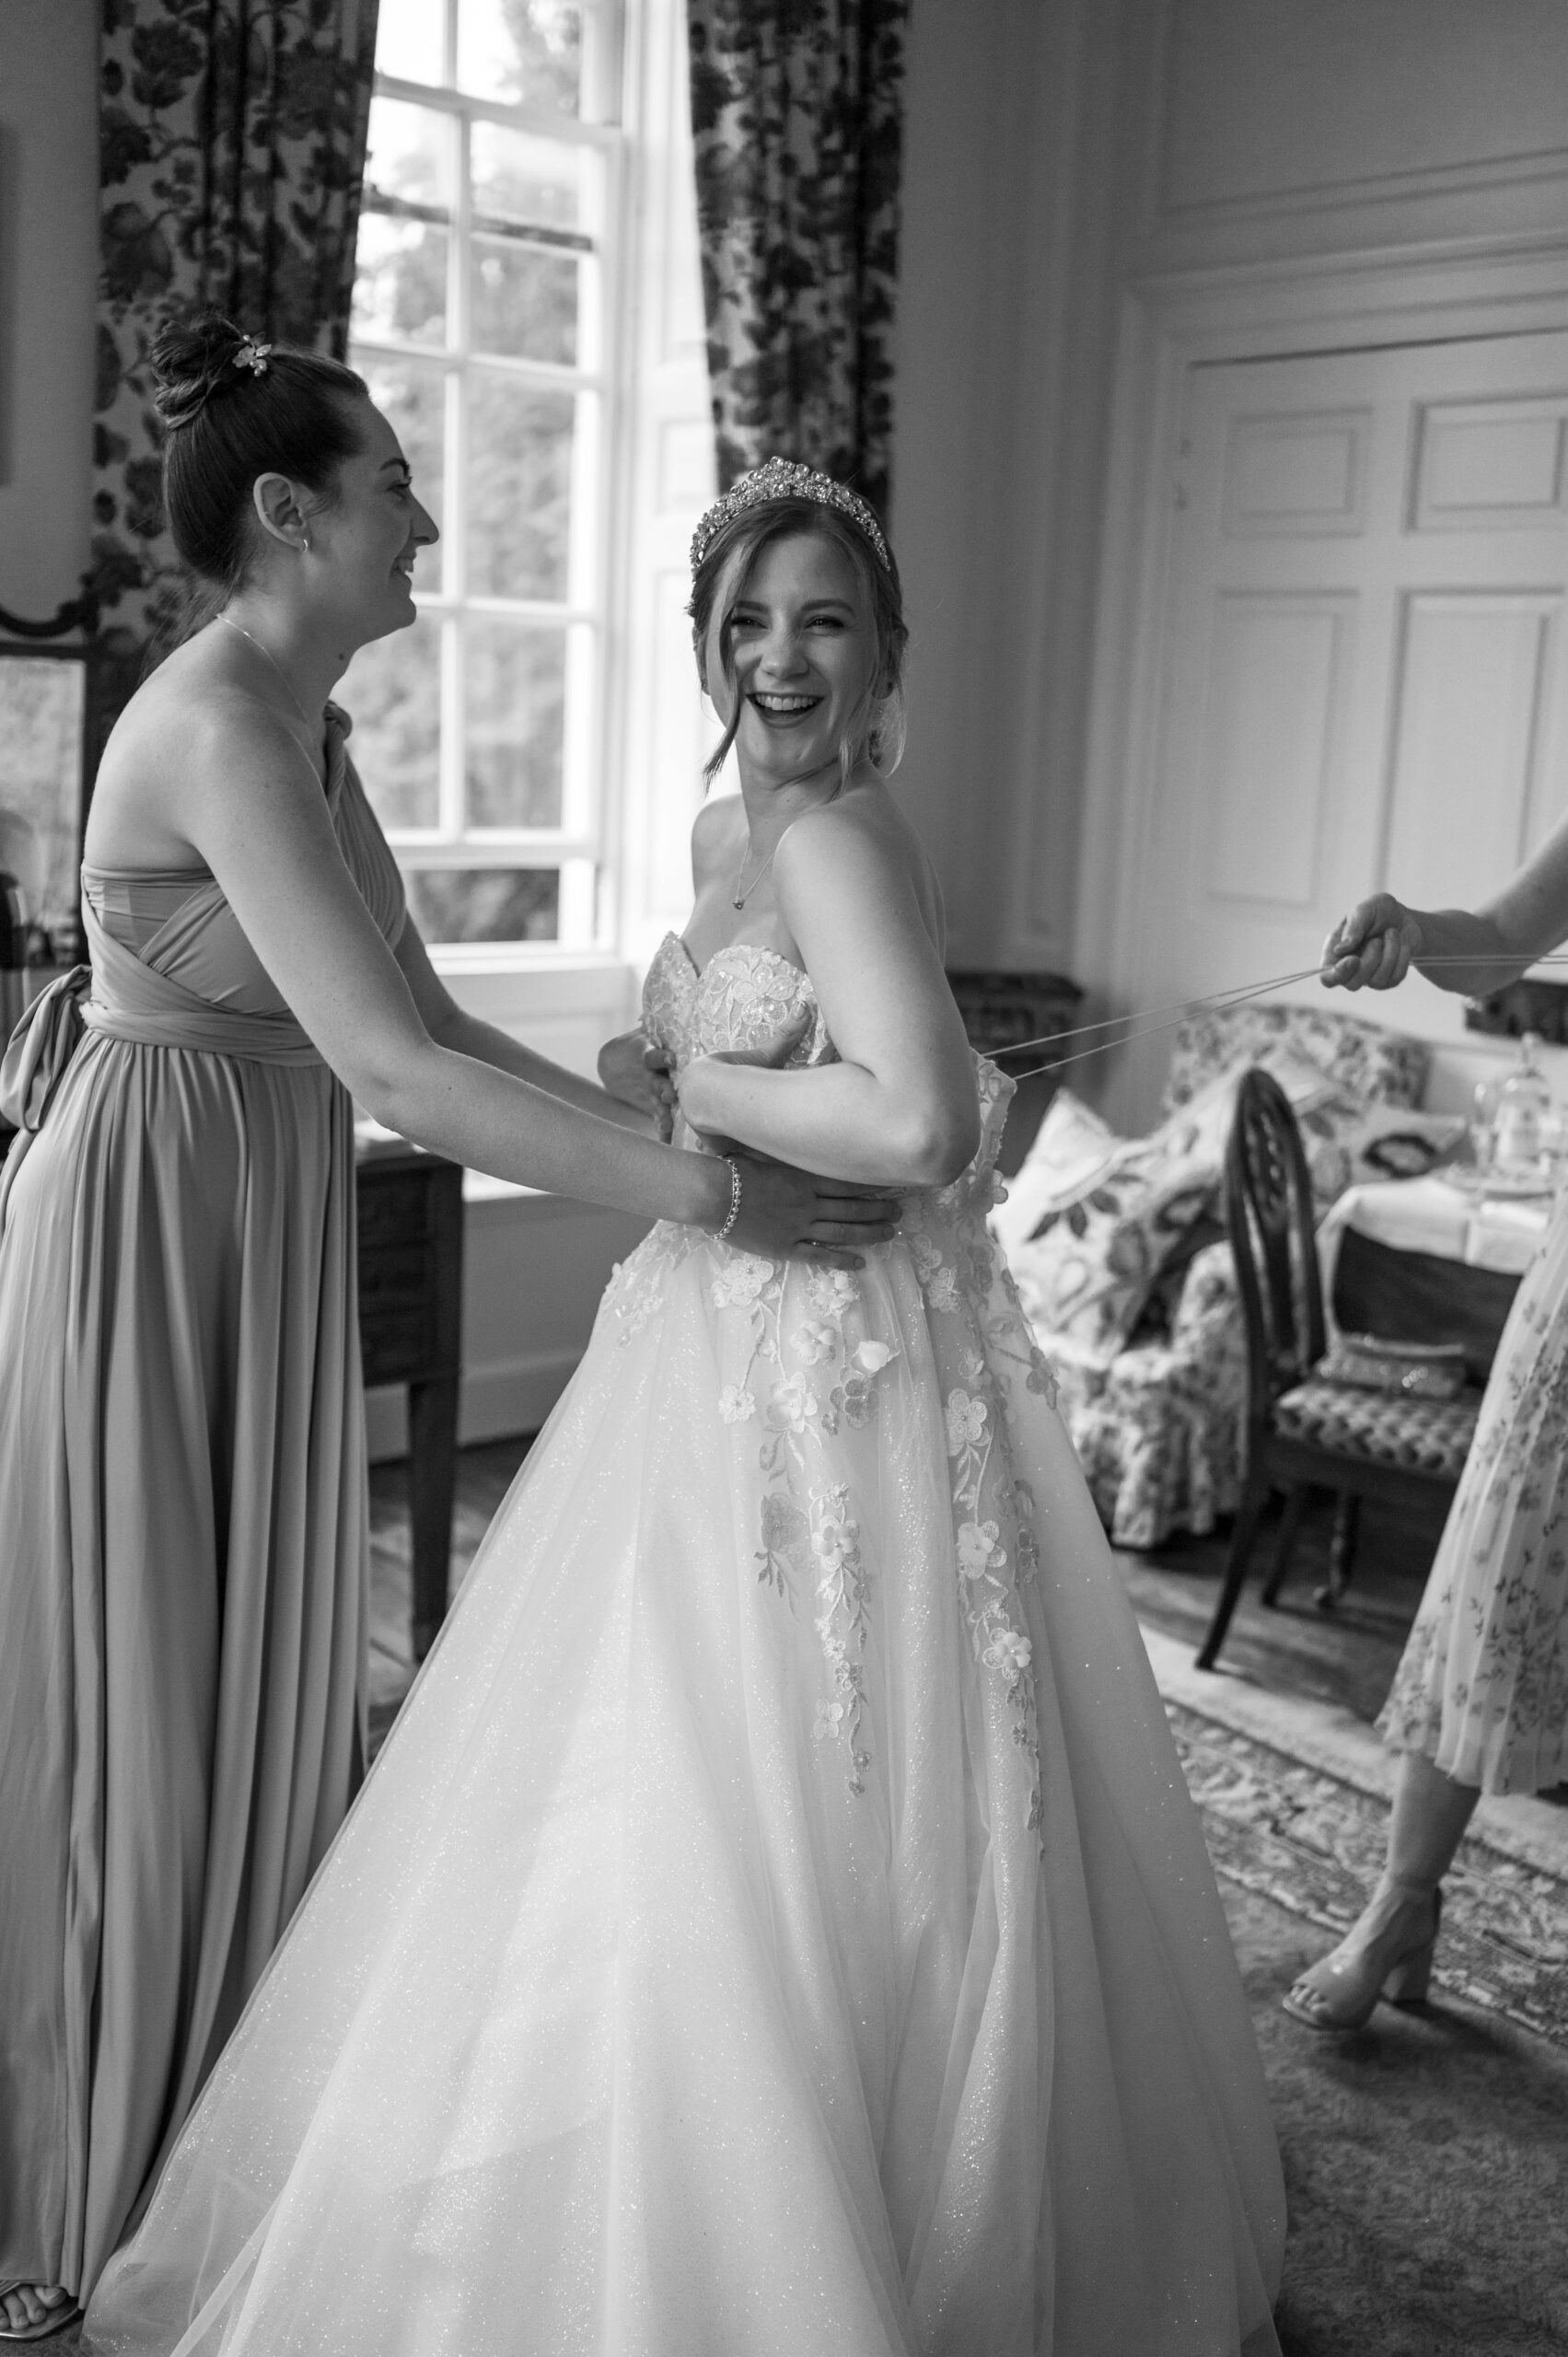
781, 784, 935, 888
689, 792, 747, 885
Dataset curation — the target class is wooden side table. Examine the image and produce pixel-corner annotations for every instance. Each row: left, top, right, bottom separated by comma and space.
355, 1134, 464, 1659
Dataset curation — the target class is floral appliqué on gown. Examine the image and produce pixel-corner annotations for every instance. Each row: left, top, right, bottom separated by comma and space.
622, 936, 1056, 1828
85, 936, 1284, 2357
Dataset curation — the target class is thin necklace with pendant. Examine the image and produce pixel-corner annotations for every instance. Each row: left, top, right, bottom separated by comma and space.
732, 836, 775, 910
218, 610, 319, 735
733, 772, 844, 909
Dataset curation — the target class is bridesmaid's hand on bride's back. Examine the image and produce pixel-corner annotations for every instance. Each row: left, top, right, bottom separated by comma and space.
598, 1028, 676, 1140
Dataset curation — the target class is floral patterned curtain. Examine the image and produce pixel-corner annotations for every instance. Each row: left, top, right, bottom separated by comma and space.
687, 0, 910, 517
93, 0, 380, 656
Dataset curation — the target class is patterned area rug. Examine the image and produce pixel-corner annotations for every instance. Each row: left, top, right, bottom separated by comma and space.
1169, 1701, 1568, 2049
1221, 1881, 1568, 2357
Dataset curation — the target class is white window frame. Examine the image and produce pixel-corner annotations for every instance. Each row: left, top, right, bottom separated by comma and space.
352, 0, 629, 965
351, 0, 716, 1073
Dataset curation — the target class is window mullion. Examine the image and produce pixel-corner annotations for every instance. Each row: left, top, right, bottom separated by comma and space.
354, 3, 623, 954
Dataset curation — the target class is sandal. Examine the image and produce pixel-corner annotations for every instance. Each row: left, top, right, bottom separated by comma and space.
0, 2284, 82, 2342
1282, 1883, 1443, 2032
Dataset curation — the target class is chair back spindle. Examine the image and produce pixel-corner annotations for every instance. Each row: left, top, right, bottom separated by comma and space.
1225, 1068, 1327, 1423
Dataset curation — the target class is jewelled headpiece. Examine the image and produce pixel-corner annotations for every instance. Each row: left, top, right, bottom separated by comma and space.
689, 457, 890, 575
232, 337, 273, 377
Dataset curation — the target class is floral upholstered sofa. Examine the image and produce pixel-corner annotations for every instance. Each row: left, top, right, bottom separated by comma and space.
994, 1004, 1462, 1549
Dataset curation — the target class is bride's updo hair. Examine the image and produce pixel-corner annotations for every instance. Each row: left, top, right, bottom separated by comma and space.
690, 491, 909, 790
150, 312, 369, 592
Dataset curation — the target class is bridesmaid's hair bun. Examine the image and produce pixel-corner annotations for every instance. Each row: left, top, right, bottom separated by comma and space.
149, 313, 256, 432
148, 309, 369, 589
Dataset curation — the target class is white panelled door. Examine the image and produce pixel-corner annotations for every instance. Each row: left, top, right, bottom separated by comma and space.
1125, 332, 1568, 1110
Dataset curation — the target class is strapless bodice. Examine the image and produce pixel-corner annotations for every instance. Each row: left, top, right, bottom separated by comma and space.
642, 934, 835, 1077
640, 931, 1013, 1214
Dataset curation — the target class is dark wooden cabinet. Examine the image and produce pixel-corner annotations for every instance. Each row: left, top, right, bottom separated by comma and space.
355, 1136, 464, 1659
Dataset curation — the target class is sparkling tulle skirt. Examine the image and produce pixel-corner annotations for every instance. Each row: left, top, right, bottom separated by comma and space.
85, 1178, 1283, 2357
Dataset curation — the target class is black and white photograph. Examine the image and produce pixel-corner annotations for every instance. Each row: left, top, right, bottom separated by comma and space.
1, 3, 1565, 2351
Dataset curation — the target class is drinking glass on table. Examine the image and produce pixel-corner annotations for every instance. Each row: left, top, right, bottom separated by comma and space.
1469, 1079, 1498, 1178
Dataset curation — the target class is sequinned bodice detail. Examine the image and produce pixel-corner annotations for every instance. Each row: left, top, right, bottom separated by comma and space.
640, 931, 1011, 1214
643, 934, 833, 1078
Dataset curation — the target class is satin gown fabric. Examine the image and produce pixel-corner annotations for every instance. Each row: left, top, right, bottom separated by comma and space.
0, 712, 403, 2300
84, 938, 1283, 2357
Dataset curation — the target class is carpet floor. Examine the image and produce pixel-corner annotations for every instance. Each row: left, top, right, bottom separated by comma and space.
1231, 1877, 1568, 2356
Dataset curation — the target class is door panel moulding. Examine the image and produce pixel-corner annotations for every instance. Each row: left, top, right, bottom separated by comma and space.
1074, 240, 1568, 1133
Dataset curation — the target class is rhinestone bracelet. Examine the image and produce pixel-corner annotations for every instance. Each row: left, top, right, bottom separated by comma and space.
714, 1155, 742, 1241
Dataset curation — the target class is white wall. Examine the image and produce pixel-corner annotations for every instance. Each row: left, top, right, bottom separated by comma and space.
889, 0, 1132, 977
0, 0, 97, 622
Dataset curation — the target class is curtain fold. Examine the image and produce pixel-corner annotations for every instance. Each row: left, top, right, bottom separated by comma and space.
687, 0, 911, 517
92, 0, 380, 654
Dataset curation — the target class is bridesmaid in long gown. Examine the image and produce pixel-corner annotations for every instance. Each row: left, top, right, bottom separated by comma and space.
1285, 856, 1568, 2030
83, 462, 1285, 2357
0, 331, 897, 2339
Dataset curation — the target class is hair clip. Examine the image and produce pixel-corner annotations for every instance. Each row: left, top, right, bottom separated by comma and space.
232, 338, 273, 377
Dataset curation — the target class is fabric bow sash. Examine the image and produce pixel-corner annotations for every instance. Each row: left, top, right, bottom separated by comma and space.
1, 963, 90, 1133
0, 965, 91, 1232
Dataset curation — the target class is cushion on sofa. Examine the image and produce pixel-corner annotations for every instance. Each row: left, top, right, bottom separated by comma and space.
1162, 1003, 1428, 1120
1299, 1103, 1467, 1202
989, 1086, 1121, 1260
999, 1044, 1428, 1371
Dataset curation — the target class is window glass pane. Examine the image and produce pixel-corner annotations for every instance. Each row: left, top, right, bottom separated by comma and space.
364, 98, 454, 224
353, 211, 449, 348
466, 376, 574, 598
465, 620, 564, 826
470, 238, 578, 365
352, 352, 447, 587
404, 867, 560, 943
338, 612, 443, 830
458, 0, 581, 116
374, 0, 447, 87
470, 122, 586, 237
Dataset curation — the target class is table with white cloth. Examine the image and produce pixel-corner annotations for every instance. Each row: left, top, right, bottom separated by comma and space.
1317, 1174, 1553, 1381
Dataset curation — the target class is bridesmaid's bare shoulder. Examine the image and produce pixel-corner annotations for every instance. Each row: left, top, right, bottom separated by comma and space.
87, 636, 302, 870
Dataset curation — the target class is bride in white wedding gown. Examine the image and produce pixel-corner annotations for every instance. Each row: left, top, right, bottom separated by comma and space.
84, 462, 1283, 2357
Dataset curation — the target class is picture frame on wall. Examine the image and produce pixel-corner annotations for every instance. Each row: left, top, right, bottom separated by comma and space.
0, 641, 90, 941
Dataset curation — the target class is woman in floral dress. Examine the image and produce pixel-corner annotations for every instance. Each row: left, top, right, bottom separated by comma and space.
1287, 860, 1568, 2030
85, 463, 1283, 2357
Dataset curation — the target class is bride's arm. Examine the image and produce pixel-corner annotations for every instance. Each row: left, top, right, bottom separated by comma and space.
677, 806, 980, 1186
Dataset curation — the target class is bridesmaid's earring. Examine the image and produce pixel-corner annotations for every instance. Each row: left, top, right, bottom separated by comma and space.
301, 531, 312, 552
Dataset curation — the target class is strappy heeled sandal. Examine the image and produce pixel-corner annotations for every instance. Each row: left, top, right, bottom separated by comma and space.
1282, 1884, 1443, 2032
0, 2284, 82, 2342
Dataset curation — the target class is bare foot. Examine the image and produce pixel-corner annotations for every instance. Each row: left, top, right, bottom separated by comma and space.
0, 2282, 75, 2338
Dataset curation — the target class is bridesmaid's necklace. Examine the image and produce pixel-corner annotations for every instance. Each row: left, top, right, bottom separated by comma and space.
218, 610, 319, 734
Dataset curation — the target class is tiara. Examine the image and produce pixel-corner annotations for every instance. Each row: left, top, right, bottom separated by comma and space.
690, 457, 890, 575
232, 337, 273, 377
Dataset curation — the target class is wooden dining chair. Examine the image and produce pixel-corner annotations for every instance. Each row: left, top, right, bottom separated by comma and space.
1195, 1068, 1481, 1672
